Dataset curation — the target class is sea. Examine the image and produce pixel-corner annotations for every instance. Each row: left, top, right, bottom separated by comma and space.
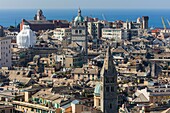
0, 9, 170, 28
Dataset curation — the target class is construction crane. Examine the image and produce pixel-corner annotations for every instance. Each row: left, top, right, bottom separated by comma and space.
167, 19, 170, 26
102, 14, 106, 20
161, 17, 166, 30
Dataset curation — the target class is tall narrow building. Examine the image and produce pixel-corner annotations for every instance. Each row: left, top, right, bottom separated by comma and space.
100, 46, 118, 113
71, 8, 88, 63
142, 16, 149, 29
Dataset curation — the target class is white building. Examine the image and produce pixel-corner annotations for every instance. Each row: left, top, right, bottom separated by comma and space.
53, 28, 71, 41
102, 28, 128, 41
16, 25, 36, 48
55, 54, 65, 67
0, 37, 11, 68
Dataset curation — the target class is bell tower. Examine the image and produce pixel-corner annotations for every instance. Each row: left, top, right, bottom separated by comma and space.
100, 46, 118, 113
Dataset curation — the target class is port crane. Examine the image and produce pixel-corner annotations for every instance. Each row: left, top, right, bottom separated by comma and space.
167, 19, 170, 26
102, 14, 106, 20
161, 17, 166, 30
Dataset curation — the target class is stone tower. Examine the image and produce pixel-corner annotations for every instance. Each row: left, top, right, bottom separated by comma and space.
71, 8, 88, 63
34, 9, 46, 21
142, 16, 149, 29
100, 46, 118, 113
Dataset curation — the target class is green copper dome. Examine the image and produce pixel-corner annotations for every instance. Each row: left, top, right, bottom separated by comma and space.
74, 8, 84, 22
74, 16, 84, 22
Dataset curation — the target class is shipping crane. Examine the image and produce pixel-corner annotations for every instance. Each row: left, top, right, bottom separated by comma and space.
161, 17, 166, 30
102, 14, 106, 20
167, 19, 170, 26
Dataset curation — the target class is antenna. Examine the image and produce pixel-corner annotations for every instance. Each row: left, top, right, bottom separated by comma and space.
15, 19, 17, 28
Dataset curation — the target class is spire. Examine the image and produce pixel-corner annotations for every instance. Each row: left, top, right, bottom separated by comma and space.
100, 46, 117, 76
78, 7, 81, 16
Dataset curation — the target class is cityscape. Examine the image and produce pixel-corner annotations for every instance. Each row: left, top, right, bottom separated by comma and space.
0, 0, 170, 113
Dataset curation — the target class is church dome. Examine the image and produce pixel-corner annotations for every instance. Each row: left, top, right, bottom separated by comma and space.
74, 8, 84, 22
74, 16, 84, 22
94, 84, 101, 96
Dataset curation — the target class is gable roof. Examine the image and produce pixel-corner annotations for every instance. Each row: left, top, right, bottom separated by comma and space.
112, 46, 128, 54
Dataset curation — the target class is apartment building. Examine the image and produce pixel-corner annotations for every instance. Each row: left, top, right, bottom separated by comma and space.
53, 28, 71, 41
0, 37, 12, 68
102, 28, 129, 41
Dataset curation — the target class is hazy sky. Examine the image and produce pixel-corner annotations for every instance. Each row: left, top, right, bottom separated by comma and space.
0, 0, 170, 9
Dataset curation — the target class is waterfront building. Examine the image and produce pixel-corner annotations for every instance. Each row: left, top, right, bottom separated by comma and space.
17, 25, 36, 48
20, 9, 70, 32
0, 37, 12, 68
71, 8, 88, 63
20, 19, 54, 32
111, 20, 124, 29
142, 16, 149, 29
0, 26, 4, 37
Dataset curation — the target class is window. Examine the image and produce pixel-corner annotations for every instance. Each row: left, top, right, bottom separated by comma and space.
106, 87, 109, 92
110, 77, 114, 83
79, 30, 82, 34
111, 86, 114, 92
78, 74, 80, 79
110, 103, 112, 109
75, 30, 78, 34
1, 110, 5, 113
88, 74, 90, 79
105, 77, 109, 83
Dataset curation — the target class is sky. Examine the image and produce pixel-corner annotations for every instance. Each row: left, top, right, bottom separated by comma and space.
0, 0, 170, 9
